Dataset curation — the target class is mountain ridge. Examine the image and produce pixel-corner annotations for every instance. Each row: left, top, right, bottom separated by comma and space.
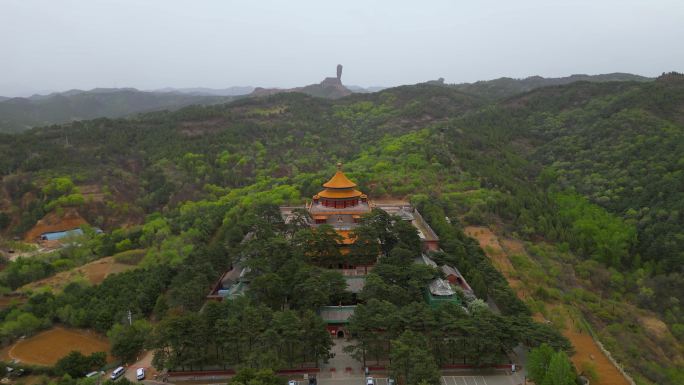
0, 72, 656, 133
447, 72, 653, 100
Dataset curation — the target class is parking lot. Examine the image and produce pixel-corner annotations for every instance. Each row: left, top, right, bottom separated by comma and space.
442, 374, 524, 385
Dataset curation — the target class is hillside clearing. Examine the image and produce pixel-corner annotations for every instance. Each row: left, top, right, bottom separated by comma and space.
23, 208, 88, 242
1, 326, 111, 366
464, 225, 630, 385
19, 256, 135, 293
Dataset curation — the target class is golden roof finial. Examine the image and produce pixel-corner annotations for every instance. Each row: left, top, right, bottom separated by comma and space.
337, 162, 343, 171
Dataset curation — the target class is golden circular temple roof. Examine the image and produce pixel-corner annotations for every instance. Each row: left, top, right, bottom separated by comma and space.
318, 188, 363, 199
316, 163, 365, 200
322, 163, 357, 189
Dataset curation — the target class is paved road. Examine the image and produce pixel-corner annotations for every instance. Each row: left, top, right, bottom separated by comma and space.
318, 377, 383, 385
319, 339, 363, 378
102, 350, 157, 383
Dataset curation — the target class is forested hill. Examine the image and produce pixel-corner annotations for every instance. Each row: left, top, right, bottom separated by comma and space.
450, 72, 652, 100
0, 88, 232, 133
0, 74, 683, 384
441, 75, 684, 273
509, 76, 684, 272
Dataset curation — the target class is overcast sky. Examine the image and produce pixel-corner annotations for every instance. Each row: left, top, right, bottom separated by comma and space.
1, 0, 683, 96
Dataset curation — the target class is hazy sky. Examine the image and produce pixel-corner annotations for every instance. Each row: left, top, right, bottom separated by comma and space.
1, 0, 683, 96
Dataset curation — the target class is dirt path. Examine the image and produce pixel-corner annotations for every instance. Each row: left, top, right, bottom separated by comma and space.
464, 226, 631, 385
464, 226, 514, 274
564, 326, 629, 385
122, 350, 157, 382
464, 226, 525, 298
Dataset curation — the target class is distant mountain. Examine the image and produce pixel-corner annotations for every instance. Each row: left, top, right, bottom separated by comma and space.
158, 84, 386, 97
0, 88, 231, 133
448, 73, 653, 100
250, 65, 353, 99
152, 86, 255, 96
24, 88, 139, 101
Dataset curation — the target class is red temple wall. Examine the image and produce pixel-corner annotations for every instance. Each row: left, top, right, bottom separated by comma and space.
321, 198, 359, 208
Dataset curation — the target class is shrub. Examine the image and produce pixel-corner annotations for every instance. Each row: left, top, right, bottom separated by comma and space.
54, 351, 106, 378
670, 323, 684, 341
112, 249, 146, 265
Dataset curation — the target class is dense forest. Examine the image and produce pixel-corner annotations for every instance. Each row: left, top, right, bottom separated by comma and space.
0, 73, 683, 384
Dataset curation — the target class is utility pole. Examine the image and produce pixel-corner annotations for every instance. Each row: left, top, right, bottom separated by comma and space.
128, 309, 132, 326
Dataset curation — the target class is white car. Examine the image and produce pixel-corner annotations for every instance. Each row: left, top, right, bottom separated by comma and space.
110, 367, 125, 381
136, 368, 146, 381
366, 377, 375, 385
85, 371, 102, 378
288, 381, 297, 385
